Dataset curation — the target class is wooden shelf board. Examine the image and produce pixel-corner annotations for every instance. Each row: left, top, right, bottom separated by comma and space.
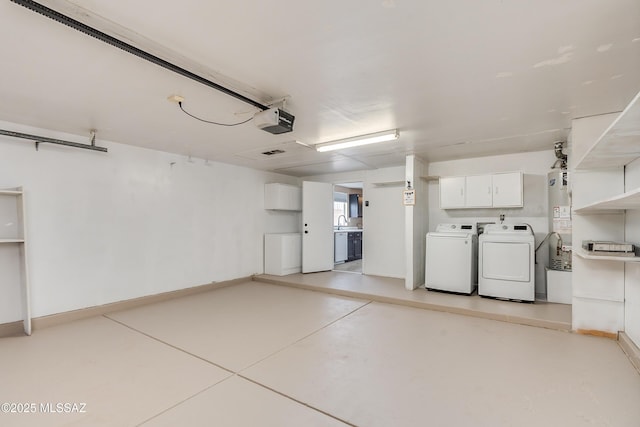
575, 247, 640, 262
574, 90, 640, 170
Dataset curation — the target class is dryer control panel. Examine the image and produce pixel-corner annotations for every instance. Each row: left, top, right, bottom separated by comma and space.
484, 223, 533, 235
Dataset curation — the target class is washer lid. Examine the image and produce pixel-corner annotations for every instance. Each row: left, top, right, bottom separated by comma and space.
428, 232, 474, 238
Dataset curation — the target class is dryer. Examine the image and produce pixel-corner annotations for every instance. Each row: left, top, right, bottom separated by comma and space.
426, 223, 477, 294
479, 223, 535, 302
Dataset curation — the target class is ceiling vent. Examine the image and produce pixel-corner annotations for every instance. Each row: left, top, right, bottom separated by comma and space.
261, 149, 286, 156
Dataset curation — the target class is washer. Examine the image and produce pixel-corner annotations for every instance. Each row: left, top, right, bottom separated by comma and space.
426, 223, 477, 294
479, 223, 535, 302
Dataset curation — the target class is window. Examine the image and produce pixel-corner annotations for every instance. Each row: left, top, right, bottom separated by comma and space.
333, 192, 348, 226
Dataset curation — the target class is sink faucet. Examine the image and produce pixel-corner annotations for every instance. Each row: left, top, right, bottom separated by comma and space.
337, 215, 347, 229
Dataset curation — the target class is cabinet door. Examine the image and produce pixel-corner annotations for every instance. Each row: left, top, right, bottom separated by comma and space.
465, 175, 492, 208
347, 234, 356, 261
492, 172, 523, 207
264, 184, 301, 211
349, 194, 359, 218
440, 176, 466, 208
354, 233, 362, 259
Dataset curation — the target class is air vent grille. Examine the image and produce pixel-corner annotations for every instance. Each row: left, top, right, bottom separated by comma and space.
262, 149, 286, 156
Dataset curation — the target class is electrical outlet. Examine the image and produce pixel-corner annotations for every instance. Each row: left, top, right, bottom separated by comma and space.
167, 94, 185, 103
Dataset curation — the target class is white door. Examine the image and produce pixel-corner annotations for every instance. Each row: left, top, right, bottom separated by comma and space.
302, 181, 334, 273
439, 176, 465, 208
465, 175, 492, 208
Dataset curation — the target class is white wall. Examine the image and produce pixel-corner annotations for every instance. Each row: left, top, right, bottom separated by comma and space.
303, 166, 406, 279
0, 122, 299, 322
428, 150, 553, 296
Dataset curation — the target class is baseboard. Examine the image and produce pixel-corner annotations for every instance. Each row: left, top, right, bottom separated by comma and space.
576, 329, 619, 340
0, 320, 24, 338
0, 277, 249, 338
619, 332, 640, 374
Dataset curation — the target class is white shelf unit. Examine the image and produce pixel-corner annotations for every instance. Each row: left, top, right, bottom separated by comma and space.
573, 187, 640, 214
0, 187, 31, 335
574, 90, 640, 170
574, 247, 640, 263
571, 89, 640, 337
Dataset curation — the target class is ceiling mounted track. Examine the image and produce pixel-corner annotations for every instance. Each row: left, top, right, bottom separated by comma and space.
10, 0, 270, 112
0, 128, 108, 152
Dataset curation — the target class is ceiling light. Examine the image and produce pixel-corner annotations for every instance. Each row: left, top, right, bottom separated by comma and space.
315, 130, 399, 152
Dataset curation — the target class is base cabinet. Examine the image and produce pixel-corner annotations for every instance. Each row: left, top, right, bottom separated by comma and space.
347, 231, 362, 261
264, 233, 302, 276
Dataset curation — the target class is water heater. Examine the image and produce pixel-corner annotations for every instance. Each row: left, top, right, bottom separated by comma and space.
548, 142, 572, 270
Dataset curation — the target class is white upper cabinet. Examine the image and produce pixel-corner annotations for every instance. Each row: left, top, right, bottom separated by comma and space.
440, 172, 523, 209
492, 172, 523, 207
439, 176, 466, 208
264, 183, 302, 211
465, 174, 493, 208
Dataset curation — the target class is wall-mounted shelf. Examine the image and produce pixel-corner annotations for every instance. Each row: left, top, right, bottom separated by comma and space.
574, 90, 640, 170
0, 187, 31, 335
574, 247, 640, 262
371, 181, 405, 188
573, 187, 640, 214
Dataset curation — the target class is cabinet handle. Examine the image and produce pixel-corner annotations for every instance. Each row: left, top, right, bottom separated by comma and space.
495, 187, 499, 194
488, 186, 491, 194
460, 188, 463, 196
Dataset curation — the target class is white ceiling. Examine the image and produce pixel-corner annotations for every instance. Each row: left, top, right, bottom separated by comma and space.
0, 0, 639, 176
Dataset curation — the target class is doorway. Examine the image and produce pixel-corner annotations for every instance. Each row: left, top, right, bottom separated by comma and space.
332, 182, 363, 274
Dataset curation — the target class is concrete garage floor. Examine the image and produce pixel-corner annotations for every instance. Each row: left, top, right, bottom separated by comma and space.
0, 281, 638, 426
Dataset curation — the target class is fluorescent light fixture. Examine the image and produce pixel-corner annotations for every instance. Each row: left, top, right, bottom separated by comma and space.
315, 129, 399, 152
